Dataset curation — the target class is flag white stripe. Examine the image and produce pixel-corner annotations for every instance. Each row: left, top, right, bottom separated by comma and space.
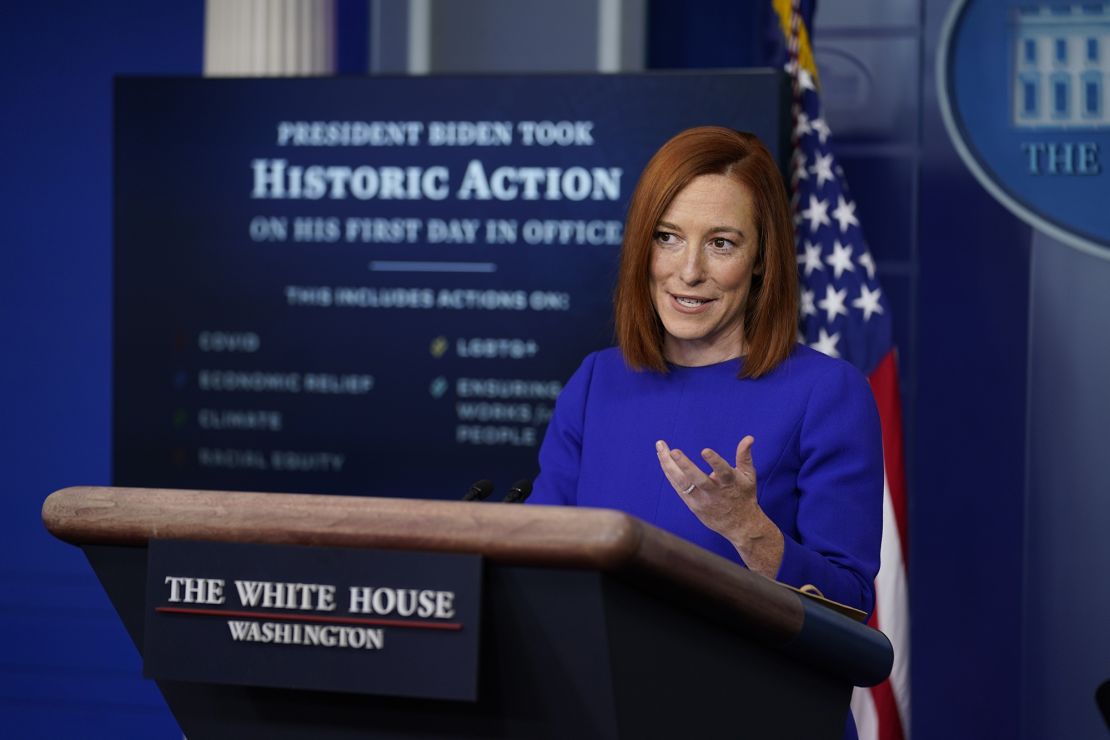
853, 472, 912, 739
851, 680, 880, 740
876, 473, 911, 733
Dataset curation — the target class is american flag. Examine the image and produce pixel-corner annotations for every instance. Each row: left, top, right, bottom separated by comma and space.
772, 1, 911, 738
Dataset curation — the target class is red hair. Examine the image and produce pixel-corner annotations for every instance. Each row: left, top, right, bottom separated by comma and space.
614, 127, 797, 378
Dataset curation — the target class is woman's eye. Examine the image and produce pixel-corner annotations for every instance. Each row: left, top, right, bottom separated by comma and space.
710, 237, 734, 250
654, 231, 677, 244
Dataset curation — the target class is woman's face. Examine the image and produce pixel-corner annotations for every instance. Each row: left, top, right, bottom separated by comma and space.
649, 173, 760, 367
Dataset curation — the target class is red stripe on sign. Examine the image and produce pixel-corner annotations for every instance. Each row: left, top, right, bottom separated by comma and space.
155, 606, 463, 631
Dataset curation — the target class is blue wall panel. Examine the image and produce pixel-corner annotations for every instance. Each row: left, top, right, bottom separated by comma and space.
0, 2, 202, 736
1023, 236, 1110, 738
916, 3, 1030, 737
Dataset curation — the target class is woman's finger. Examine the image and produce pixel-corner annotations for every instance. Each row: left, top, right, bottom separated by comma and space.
667, 448, 712, 489
734, 435, 757, 480
656, 441, 706, 493
700, 447, 736, 484
655, 440, 688, 490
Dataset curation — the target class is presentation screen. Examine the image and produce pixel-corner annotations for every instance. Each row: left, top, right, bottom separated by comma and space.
114, 72, 788, 499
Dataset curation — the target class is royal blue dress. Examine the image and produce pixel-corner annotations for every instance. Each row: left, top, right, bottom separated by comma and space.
529, 343, 883, 616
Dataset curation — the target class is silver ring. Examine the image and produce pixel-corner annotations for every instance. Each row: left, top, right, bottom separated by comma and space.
681, 482, 696, 495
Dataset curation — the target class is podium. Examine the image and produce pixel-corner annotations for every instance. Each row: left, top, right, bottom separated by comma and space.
43, 486, 892, 739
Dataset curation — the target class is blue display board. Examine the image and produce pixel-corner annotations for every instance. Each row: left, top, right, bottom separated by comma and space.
113, 72, 788, 498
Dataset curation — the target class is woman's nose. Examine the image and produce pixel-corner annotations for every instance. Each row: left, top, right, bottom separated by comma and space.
679, 245, 706, 284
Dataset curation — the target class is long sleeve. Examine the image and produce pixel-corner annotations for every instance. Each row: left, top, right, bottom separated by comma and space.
773, 360, 884, 615
528, 352, 598, 506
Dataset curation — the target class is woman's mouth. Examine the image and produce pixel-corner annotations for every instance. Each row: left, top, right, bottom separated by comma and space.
670, 294, 714, 312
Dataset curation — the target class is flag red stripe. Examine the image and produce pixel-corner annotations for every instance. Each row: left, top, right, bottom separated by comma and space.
868, 350, 909, 561
867, 349, 911, 739
866, 603, 906, 740
870, 675, 907, 740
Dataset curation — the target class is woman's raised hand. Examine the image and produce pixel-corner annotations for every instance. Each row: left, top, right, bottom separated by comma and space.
655, 436, 784, 577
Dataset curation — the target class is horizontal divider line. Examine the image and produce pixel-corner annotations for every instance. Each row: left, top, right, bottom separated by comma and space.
369, 260, 498, 273
155, 606, 463, 631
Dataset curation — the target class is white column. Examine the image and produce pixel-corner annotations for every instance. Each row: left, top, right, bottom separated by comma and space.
407, 0, 432, 74
597, 0, 645, 73
597, 0, 622, 73
204, 0, 336, 76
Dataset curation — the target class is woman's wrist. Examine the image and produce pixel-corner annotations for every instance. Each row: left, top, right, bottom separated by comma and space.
728, 508, 785, 578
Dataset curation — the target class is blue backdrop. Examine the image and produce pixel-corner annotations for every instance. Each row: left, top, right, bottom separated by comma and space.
0, 3, 202, 736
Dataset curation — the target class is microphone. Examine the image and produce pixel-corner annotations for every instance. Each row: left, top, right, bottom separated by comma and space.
463, 479, 494, 502
502, 478, 533, 504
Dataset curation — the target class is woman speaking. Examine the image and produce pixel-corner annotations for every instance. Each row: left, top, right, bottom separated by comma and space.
528, 127, 883, 617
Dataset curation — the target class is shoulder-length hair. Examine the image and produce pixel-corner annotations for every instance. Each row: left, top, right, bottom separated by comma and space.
614, 127, 798, 379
